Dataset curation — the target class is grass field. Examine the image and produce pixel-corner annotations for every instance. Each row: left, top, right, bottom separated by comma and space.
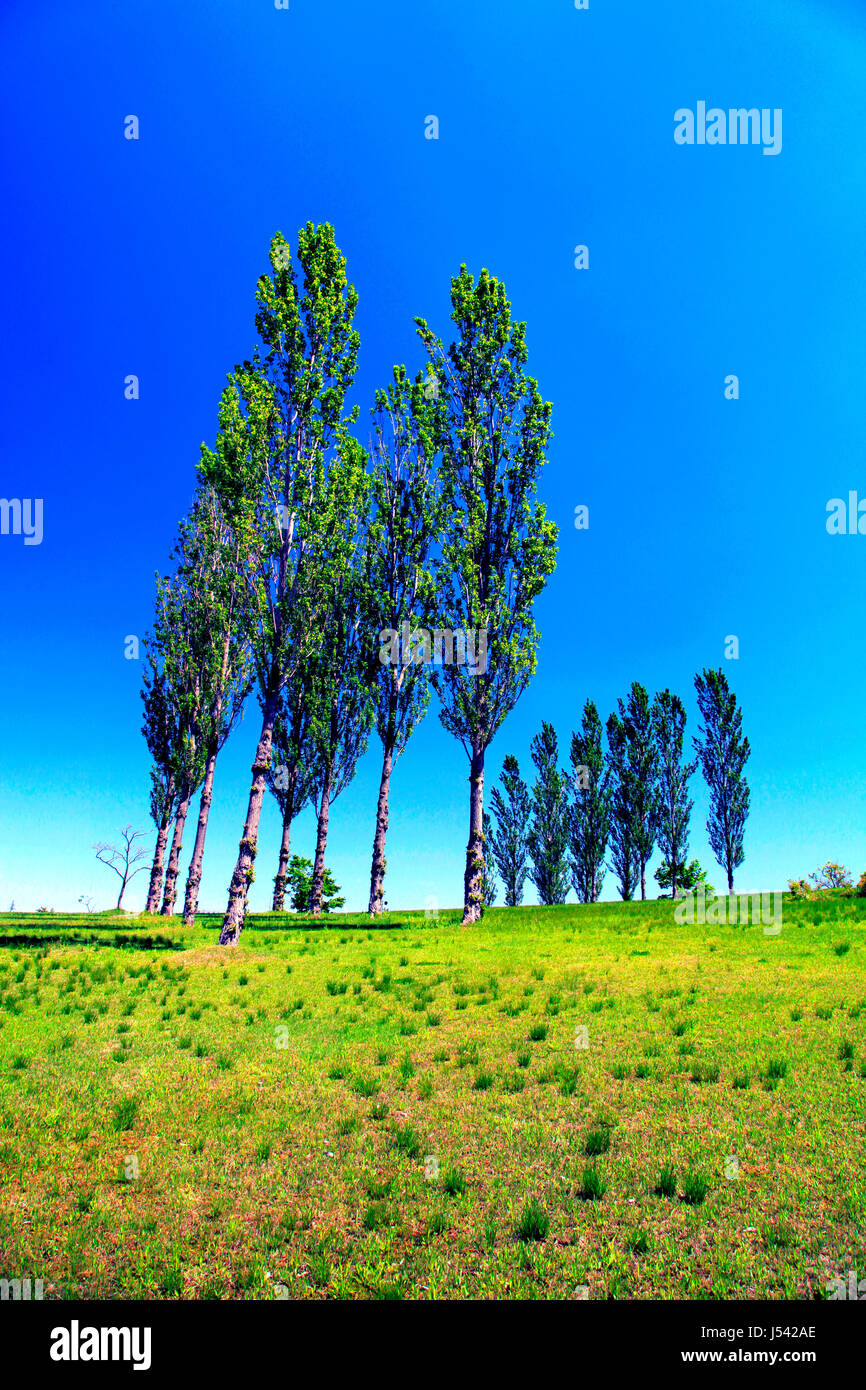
1, 895, 865, 1300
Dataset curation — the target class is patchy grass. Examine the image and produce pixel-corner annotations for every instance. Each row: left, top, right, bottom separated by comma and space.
0, 896, 864, 1299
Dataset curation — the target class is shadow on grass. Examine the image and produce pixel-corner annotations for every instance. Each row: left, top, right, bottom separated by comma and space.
0, 932, 182, 950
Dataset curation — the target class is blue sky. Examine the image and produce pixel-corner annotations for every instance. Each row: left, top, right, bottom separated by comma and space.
0, 0, 863, 913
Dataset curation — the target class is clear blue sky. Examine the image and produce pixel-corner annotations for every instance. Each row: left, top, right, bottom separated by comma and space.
1, 0, 863, 913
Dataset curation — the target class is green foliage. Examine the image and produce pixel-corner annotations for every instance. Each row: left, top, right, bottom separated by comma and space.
285, 856, 345, 914
489, 754, 530, 907
415, 266, 557, 920
568, 700, 610, 903
526, 722, 570, 906
415, 266, 557, 753
480, 813, 498, 908
656, 857, 713, 898
652, 690, 697, 900
606, 683, 658, 902
605, 711, 639, 901
366, 366, 439, 757
694, 668, 751, 892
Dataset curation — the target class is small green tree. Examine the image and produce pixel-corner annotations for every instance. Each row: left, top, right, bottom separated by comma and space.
285, 855, 345, 913
489, 754, 530, 907
527, 722, 570, 906
416, 267, 557, 923
655, 857, 713, 898
693, 669, 751, 893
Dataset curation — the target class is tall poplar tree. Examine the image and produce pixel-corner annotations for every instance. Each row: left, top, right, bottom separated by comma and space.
606, 711, 640, 901
568, 700, 610, 903
693, 668, 751, 892
200, 225, 362, 946
488, 754, 530, 907
527, 722, 570, 907
621, 682, 659, 901
153, 488, 253, 925
365, 367, 439, 915
306, 476, 376, 916
141, 669, 181, 914
141, 576, 203, 915
416, 267, 557, 923
651, 689, 697, 899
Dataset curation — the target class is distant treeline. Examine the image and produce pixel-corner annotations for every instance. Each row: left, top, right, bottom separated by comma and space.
485, 672, 750, 908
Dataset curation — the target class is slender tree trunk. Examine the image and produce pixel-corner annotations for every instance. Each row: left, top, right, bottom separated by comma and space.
161, 788, 191, 915
145, 788, 174, 914
309, 773, 332, 918
116, 880, 126, 912
272, 771, 298, 912
182, 747, 218, 926
640, 864, 646, 901
219, 686, 279, 946
462, 743, 485, 924
368, 740, 394, 916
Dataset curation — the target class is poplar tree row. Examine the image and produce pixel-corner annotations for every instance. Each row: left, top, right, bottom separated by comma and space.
140, 225, 558, 943
487, 670, 751, 906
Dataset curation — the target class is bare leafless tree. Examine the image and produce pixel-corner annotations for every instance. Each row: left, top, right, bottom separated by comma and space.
93, 826, 149, 911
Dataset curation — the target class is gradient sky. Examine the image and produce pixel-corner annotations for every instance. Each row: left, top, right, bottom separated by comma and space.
1, 0, 864, 914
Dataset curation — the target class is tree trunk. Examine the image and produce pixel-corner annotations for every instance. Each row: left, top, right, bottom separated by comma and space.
368, 740, 394, 915
182, 747, 218, 926
272, 774, 297, 912
640, 865, 646, 901
145, 790, 174, 914
161, 788, 191, 916
462, 744, 485, 924
309, 773, 332, 918
219, 687, 279, 946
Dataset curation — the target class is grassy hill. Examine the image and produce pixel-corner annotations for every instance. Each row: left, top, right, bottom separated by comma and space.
1, 896, 864, 1299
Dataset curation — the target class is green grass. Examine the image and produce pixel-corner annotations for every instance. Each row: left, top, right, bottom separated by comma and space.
0, 895, 864, 1299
